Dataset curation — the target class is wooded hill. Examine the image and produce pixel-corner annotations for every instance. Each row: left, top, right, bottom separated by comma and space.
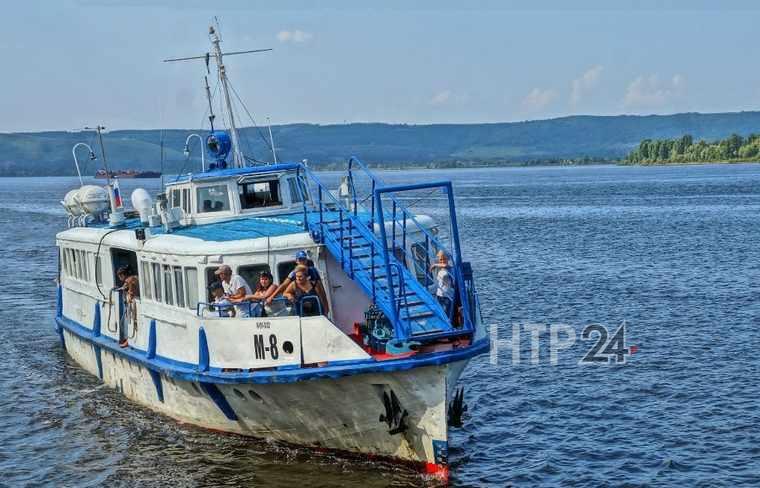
2, 111, 760, 175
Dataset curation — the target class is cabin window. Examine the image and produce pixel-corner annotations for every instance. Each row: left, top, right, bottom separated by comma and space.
182, 188, 191, 214
197, 185, 230, 213
288, 177, 310, 203
205, 267, 220, 301
71, 250, 80, 279
152, 262, 162, 302
239, 179, 281, 209
62, 249, 69, 277
171, 188, 181, 208
277, 260, 297, 283
173, 266, 185, 308
239, 264, 271, 290
68, 249, 76, 278
163, 265, 174, 305
141, 261, 152, 300
185, 267, 199, 310
95, 254, 103, 286
87, 252, 94, 281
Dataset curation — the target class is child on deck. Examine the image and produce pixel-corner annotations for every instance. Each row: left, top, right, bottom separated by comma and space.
209, 281, 234, 317
430, 250, 455, 318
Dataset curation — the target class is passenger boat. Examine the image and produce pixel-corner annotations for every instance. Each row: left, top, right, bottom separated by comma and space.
54, 23, 488, 480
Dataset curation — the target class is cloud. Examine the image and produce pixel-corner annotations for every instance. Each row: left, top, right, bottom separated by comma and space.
521, 87, 558, 113
276, 30, 313, 43
430, 90, 452, 106
623, 74, 685, 109
571, 65, 603, 106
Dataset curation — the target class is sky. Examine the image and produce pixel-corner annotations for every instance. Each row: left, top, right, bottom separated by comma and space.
1, 0, 759, 132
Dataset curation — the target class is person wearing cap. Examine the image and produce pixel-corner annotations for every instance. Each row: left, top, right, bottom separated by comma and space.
267, 250, 329, 315
214, 264, 253, 317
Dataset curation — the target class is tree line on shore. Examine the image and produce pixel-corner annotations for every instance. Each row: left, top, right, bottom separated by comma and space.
625, 133, 760, 164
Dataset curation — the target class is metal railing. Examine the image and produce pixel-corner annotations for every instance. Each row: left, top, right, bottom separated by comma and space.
195, 296, 325, 319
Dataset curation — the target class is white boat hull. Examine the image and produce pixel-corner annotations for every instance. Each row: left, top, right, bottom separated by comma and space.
61, 327, 468, 472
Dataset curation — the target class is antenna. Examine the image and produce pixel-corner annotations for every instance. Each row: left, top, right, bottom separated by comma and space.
267, 116, 277, 164
204, 75, 216, 131
84, 125, 110, 183
163, 21, 272, 169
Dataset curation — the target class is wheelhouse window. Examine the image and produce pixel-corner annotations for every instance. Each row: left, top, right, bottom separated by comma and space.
287, 177, 310, 203
197, 185, 230, 213
171, 188, 181, 208
238, 179, 281, 209
182, 188, 191, 214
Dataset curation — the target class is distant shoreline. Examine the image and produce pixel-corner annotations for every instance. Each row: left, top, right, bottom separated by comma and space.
4, 159, 760, 177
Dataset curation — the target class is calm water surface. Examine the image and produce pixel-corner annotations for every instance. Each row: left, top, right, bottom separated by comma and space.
1, 164, 760, 487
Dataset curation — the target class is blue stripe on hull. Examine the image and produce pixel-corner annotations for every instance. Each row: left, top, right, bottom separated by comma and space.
93, 344, 103, 380
148, 369, 164, 402
200, 383, 237, 420
55, 314, 489, 385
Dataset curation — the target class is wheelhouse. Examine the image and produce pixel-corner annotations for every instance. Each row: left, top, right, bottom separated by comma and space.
164, 163, 311, 226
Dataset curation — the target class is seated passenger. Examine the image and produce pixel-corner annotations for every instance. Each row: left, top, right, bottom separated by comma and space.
215, 264, 253, 317
430, 251, 455, 318
283, 265, 323, 317
268, 250, 329, 315
230, 271, 278, 316
209, 281, 234, 317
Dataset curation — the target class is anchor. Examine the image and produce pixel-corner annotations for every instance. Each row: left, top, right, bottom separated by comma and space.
379, 390, 408, 435
447, 387, 468, 428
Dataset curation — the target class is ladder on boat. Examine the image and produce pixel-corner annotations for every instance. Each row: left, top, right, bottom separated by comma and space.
297, 158, 476, 343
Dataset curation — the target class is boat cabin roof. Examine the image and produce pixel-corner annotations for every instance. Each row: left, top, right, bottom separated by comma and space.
167, 162, 302, 185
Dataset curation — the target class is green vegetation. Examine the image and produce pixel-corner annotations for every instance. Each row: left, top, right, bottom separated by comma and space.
625, 133, 760, 165
2, 111, 760, 175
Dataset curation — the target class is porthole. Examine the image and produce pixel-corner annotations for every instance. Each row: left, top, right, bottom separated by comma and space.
233, 388, 246, 399
248, 390, 264, 402
282, 341, 294, 354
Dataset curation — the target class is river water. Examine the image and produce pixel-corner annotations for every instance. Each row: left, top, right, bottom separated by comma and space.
1, 164, 759, 487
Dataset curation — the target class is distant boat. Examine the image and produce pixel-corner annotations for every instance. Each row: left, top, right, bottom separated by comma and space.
95, 169, 162, 179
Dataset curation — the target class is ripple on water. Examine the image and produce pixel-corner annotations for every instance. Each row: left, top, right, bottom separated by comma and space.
3, 166, 760, 486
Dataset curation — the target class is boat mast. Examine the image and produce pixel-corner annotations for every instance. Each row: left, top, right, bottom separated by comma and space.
209, 23, 244, 168
163, 21, 271, 169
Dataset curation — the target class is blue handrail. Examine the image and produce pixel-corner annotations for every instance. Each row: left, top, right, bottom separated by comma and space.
298, 162, 473, 340
348, 156, 473, 332
374, 181, 473, 333
347, 157, 453, 262
196, 300, 260, 318
298, 169, 392, 285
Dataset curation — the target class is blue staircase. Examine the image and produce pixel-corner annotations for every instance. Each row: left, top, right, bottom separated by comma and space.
297, 159, 475, 343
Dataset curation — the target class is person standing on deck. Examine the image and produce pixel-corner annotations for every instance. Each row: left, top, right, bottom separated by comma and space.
430, 251, 455, 318
215, 265, 253, 317
116, 266, 139, 348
